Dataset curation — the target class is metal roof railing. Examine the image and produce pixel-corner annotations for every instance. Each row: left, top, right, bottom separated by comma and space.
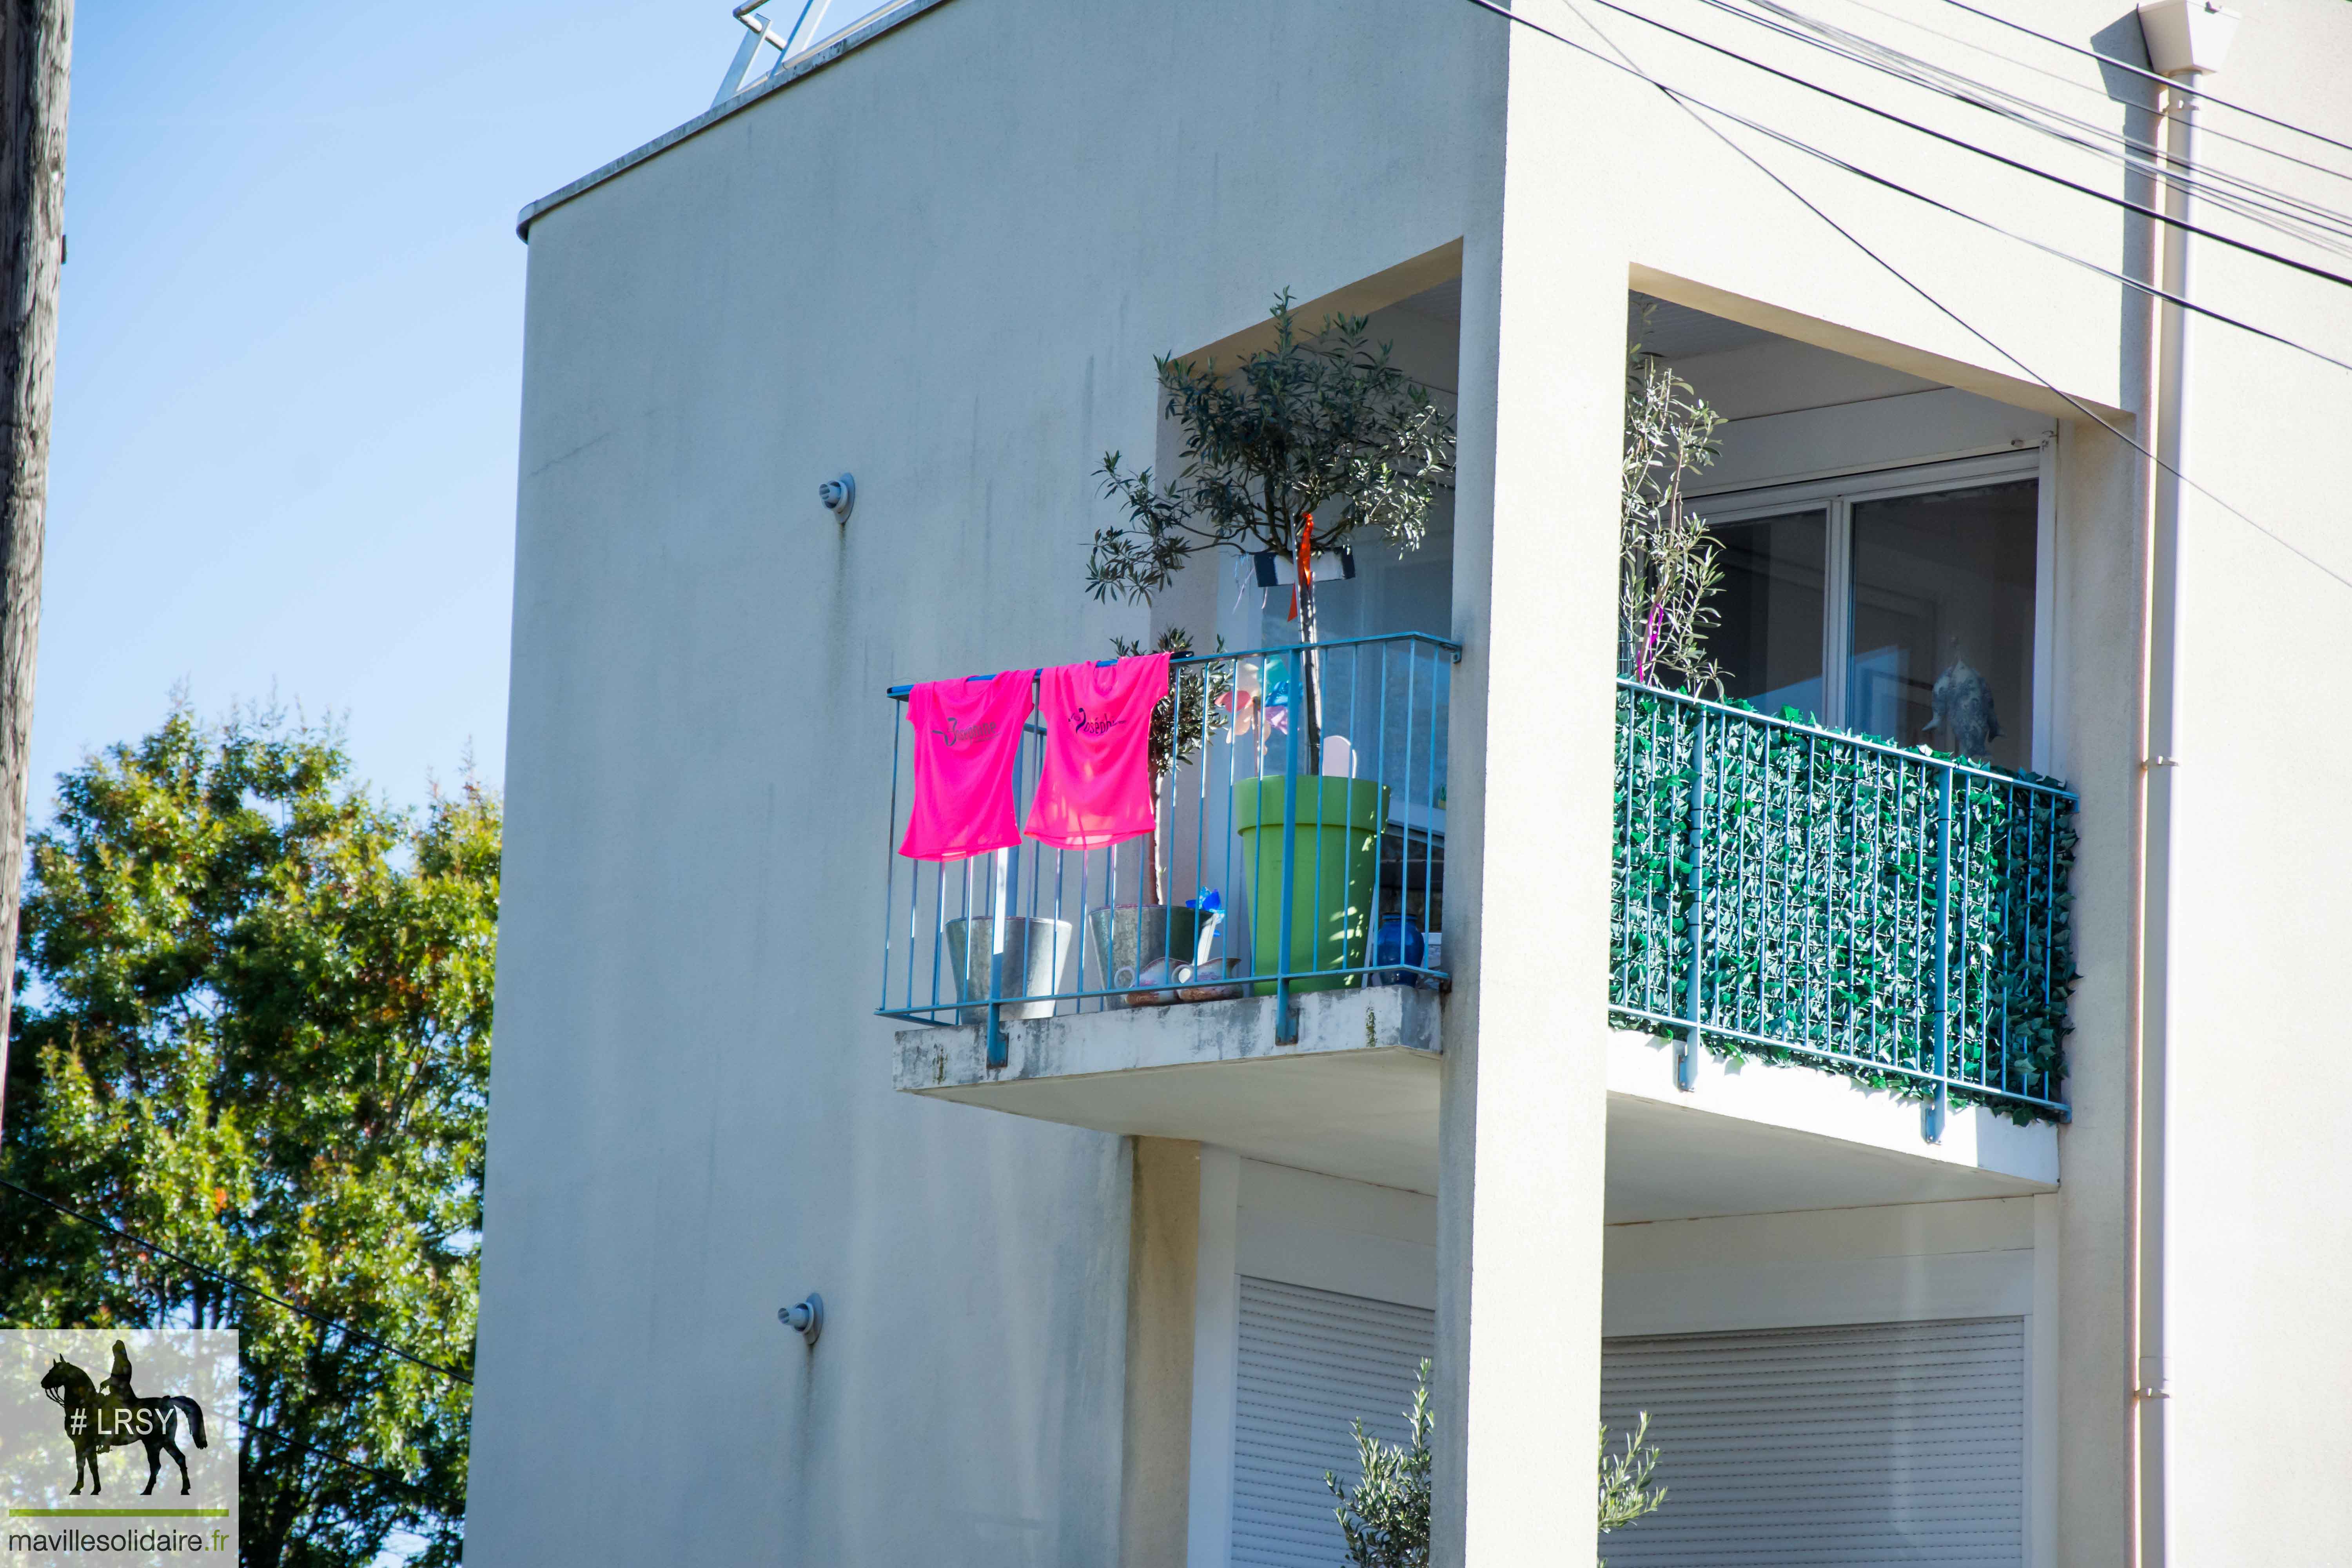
713, 0, 914, 106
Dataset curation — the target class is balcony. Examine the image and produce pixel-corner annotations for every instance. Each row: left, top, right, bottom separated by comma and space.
877, 631, 1459, 1060
880, 636, 2075, 1175
1611, 682, 2075, 1135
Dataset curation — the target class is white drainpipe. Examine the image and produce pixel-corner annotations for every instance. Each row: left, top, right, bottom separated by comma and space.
2128, 4, 2237, 1565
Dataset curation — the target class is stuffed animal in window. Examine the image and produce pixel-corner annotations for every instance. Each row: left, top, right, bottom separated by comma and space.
1924, 657, 2000, 762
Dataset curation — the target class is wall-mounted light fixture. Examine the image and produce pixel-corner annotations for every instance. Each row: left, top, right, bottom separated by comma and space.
778, 1292, 824, 1347
818, 474, 855, 524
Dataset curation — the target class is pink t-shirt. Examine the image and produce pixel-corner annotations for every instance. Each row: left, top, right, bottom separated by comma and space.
898, 671, 1035, 860
1027, 653, 1172, 851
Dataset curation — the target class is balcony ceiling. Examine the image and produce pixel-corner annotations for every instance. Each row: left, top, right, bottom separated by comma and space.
1388, 283, 1777, 365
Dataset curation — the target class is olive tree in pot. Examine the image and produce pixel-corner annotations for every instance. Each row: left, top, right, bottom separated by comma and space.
1092, 290, 1454, 747
1620, 332, 1729, 696
1091, 291, 1455, 995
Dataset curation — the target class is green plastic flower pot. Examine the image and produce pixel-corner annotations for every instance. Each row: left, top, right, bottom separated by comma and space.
1232, 774, 1390, 995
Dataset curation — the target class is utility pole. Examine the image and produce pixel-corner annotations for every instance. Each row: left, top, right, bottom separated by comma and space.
0, 0, 72, 1137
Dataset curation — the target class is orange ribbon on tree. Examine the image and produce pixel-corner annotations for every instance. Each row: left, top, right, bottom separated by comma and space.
1286, 512, 1316, 623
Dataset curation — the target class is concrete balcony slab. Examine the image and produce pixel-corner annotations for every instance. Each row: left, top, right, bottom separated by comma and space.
1604, 1029, 2060, 1222
893, 987, 1443, 1192
892, 1004, 2062, 1216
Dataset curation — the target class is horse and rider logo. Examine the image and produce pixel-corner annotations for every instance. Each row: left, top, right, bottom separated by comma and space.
36, 1339, 210, 1496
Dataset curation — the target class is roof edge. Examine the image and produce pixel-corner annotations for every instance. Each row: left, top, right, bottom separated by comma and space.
515, 0, 960, 241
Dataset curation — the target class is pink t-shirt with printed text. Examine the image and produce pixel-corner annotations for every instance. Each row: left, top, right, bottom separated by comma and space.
898, 671, 1035, 860
1027, 653, 1172, 851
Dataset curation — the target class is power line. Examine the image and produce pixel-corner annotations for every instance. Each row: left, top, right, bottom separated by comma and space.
1622, 45, 2352, 374
1943, 0, 2352, 163
0, 1175, 474, 1387
1452, 0, 2352, 373
1833, 0, 2352, 189
1577, 0, 2352, 591
1453, 0, 2352, 595
1740, 112, 2352, 374
250, 1426, 466, 1517
1561, 0, 2352, 293
1720, 0, 2352, 258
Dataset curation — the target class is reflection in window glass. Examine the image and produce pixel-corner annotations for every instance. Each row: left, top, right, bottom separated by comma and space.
1848, 481, 2037, 769
1706, 509, 1828, 723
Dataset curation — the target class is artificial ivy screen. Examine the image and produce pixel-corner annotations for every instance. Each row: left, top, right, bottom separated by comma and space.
1610, 685, 2077, 1123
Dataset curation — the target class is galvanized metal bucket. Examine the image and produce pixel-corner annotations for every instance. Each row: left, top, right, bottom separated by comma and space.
1085, 905, 1214, 1009
944, 916, 1073, 1025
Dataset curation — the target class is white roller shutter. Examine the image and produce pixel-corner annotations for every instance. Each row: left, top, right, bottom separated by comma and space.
1598, 1317, 2027, 1566
1230, 1276, 1436, 1568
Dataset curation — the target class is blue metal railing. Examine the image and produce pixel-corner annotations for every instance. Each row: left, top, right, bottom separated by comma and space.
1611, 681, 2077, 1129
877, 633, 1460, 1064
875, 655, 2076, 1125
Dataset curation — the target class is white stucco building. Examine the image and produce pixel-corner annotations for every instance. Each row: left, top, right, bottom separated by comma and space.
466, 0, 2352, 1563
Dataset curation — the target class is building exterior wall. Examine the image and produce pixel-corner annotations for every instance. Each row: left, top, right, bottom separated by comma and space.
2145, 15, 2352, 1548
478, 0, 2352, 1562
1476, 2, 2352, 1560
1123, 1138, 1201, 1568
1432, 15, 1617, 1557
1191, 1167, 2062, 1564
468, 3, 1500, 1564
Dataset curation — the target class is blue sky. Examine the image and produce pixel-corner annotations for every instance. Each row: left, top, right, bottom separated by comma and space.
42, 0, 857, 816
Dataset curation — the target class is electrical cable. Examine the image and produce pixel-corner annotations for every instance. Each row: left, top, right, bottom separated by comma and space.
1709, 91, 2352, 375
1557, 0, 2352, 292
1718, 0, 2352, 258
1451, 0, 2352, 374
1452, 0, 2352, 594
1832, 0, 2352, 191
1748, 0, 2352, 255
0, 1175, 474, 1387
1944, 0, 2352, 162
250, 1426, 466, 1515
1570, 4, 2352, 370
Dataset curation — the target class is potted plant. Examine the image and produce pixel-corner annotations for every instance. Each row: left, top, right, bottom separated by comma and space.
1087, 627, 1234, 1005
1323, 1363, 1668, 1568
1091, 291, 1455, 992
1620, 330, 1728, 695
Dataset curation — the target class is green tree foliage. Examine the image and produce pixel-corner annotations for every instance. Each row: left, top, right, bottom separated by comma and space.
1091, 291, 1455, 612
1621, 339, 1727, 696
1598, 1414, 1668, 1562
1108, 628, 1237, 905
1325, 1366, 1670, 1568
1326, 1360, 1432, 1568
1092, 291, 1455, 750
0, 702, 497, 1568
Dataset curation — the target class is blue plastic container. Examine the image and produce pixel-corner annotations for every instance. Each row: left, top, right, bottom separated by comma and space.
1372, 915, 1425, 987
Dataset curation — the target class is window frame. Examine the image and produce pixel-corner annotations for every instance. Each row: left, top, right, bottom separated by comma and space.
1689, 446, 2058, 772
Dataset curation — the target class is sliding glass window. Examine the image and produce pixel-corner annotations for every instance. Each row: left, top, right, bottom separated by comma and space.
1694, 458, 2044, 771
1709, 508, 1828, 724
1849, 480, 2037, 770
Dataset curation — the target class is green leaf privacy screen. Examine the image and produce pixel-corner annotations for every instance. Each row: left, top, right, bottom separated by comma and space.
1611, 683, 2076, 1123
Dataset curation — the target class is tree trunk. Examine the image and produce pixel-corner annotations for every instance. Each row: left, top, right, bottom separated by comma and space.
1298, 575, 1324, 764
0, 0, 72, 1138
1143, 791, 1163, 907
